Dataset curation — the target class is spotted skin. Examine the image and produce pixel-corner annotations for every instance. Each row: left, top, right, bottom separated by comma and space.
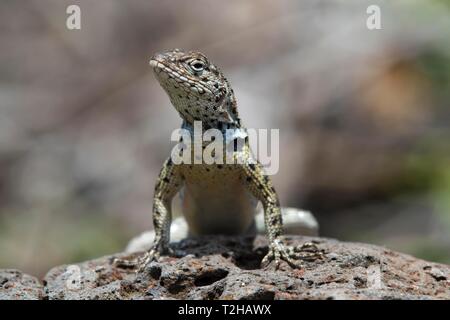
128, 49, 316, 271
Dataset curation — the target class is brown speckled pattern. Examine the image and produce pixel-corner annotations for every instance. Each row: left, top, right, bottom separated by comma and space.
142, 49, 303, 269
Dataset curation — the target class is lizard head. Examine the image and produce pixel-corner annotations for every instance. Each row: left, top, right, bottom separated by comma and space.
150, 49, 239, 127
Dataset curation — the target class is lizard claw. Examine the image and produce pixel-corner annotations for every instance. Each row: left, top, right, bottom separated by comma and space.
113, 240, 171, 273
261, 238, 303, 269
261, 239, 324, 269
136, 241, 172, 273
136, 248, 159, 273
292, 242, 325, 261
113, 256, 141, 269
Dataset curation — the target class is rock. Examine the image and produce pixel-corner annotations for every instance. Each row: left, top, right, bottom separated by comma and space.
0, 269, 44, 300
42, 235, 449, 300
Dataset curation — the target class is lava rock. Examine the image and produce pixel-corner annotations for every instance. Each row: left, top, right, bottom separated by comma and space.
0, 269, 44, 300
40, 235, 449, 300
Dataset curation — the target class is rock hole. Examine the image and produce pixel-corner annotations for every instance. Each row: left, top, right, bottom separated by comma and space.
168, 283, 186, 294
194, 269, 229, 287
148, 265, 162, 280
233, 251, 266, 270
204, 283, 225, 300
242, 290, 275, 300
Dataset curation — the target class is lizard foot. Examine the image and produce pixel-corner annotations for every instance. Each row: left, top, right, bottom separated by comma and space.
261, 238, 302, 269
293, 241, 325, 262
113, 240, 171, 273
136, 241, 172, 273
261, 239, 324, 269
113, 256, 142, 269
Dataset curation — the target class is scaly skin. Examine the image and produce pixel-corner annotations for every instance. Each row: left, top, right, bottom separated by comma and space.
121, 49, 319, 271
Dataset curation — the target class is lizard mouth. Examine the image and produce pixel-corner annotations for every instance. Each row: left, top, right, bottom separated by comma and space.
149, 59, 159, 68
149, 58, 168, 76
149, 58, 212, 95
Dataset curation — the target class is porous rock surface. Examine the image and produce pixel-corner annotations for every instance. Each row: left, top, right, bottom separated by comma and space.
0, 269, 44, 300
38, 235, 449, 300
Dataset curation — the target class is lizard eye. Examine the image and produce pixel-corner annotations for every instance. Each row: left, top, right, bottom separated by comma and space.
190, 60, 205, 73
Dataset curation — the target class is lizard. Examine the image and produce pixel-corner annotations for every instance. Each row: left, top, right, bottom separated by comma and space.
117, 49, 320, 271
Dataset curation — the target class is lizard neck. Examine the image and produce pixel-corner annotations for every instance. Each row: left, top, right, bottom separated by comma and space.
179, 92, 249, 147
179, 92, 243, 132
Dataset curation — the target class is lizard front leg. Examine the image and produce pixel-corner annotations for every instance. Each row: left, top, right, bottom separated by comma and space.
239, 158, 304, 269
115, 158, 183, 271
138, 157, 183, 271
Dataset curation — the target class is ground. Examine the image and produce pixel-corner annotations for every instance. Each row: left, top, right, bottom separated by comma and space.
1, 235, 449, 300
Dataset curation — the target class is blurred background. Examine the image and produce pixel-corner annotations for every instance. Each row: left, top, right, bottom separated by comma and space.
0, 0, 449, 277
